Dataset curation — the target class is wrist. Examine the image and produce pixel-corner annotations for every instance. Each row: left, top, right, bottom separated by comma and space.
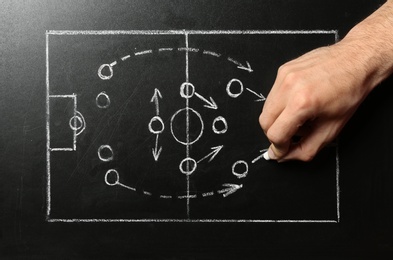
342, 0, 393, 91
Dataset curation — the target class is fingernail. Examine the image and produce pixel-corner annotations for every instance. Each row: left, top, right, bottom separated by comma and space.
267, 147, 278, 160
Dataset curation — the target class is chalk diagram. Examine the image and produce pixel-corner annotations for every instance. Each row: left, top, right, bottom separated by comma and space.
46, 30, 340, 223
97, 45, 266, 202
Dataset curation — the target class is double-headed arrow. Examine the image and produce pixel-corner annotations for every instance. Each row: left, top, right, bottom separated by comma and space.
150, 88, 163, 161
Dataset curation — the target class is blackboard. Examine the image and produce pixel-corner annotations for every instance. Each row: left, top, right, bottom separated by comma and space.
2, 0, 392, 258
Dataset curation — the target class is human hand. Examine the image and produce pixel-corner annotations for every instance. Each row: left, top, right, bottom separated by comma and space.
259, 41, 376, 161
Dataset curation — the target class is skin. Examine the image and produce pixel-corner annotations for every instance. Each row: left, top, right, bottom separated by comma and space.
260, 0, 393, 162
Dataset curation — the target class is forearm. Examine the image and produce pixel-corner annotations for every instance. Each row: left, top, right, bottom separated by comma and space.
341, 0, 393, 92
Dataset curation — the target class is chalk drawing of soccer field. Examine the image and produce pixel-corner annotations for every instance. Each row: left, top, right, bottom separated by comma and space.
46, 30, 340, 223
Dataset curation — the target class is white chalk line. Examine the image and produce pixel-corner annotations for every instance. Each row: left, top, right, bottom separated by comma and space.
158, 47, 174, 52
246, 88, 266, 102
252, 149, 269, 164
178, 47, 199, 53
50, 148, 74, 152
47, 30, 338, 36
197, 145, 224, 164
111, 178, 240, 200
73, 95, 77, 150
49, 94, 76, 98
134, 49, 153, 56
203, 50, 221, 57
48, 218, 339, 223
194, 92, 218, 110
121, 55, 131, 61
46, 32, 51, 219
185, 32, 191, 219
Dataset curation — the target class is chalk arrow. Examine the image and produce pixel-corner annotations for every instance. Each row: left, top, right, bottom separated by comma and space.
194, 92, 218, 110
219, 183, 243, 198
246, 88, 266, 102
251, 148, 269, 164
197, 145, 224, 163
150, 88, 162, 115
152, 134, 162, 161
152, 146, 162, 161
237, 61, 253, 73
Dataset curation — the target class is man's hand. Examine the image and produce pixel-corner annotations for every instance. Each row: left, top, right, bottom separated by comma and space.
259, 0, 393, 161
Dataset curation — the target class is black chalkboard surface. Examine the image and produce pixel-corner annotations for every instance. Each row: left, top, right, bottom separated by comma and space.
1, 0, 392, 258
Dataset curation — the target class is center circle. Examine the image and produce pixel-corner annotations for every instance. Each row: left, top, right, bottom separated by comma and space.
170, 107, 204, 145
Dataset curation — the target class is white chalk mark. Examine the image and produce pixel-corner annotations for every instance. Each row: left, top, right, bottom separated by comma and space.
180, 82, 195, 99
160, 195, 172, 199
73, 94, 77, 150
148, 116, 165, 134
117, 183, 137, 191
179, 157, 197, 175
184, 32, 191, 219
218, 183, 243, 198
237, 61, 253, 73
194, 92, 218, 110
49, 94, 76, 98
212, 116, 228, 134
50, 148, 74, 152
96, 91, 111, 109
152, 134, 162, 161
97, 64, 113, 80
134, 49, 152, 56
227, 58, 253, 72
202, 50, 221, 57
202, 191, 214, 197
170, 108, 204, 146
152, 146, 162, 161
197, 145, 224, 164
232, 160, 248, 179
47, 30, 338, 36
178, 194, 198, 199
246, 88, 266, 102
226, 78, 244, 98
110, 61, 117, 67
98, 145, 114, 162
150, 88, 162, 115
158, 48, 174, 52
143, 191, 152, 196
104, 169, 120, 186
69, 111, 86, 136
252, 148, 269, 164
45, 31, 51, 219
48, 218, 339, 223
121, 55, 131, 61
178, 47, 199, 53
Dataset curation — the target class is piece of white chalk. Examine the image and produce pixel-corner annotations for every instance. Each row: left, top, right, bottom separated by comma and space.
263, 151, 270, 160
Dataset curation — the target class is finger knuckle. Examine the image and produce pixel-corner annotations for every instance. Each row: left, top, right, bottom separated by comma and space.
266, 129, 285, 147
259, 113, 269, 132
